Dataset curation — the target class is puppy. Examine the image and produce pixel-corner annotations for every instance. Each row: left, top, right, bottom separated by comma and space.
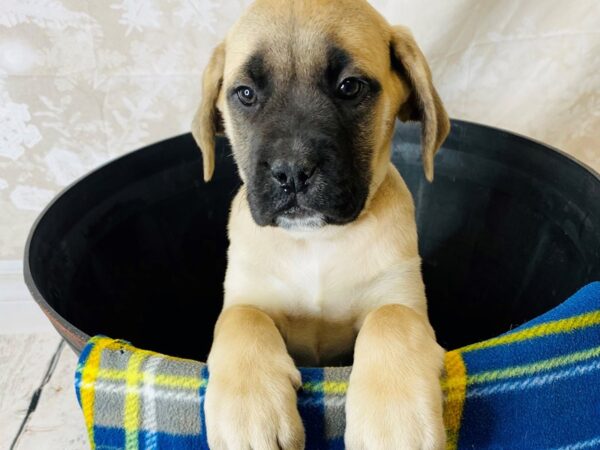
192, 0, 450, 448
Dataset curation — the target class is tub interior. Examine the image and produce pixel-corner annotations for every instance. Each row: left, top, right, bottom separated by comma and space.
27, 121, 600, 360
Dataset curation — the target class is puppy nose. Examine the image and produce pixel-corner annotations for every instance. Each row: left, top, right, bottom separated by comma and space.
270, 160, 316, 193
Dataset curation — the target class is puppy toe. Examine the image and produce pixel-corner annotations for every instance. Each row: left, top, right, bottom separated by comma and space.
277, 407, 305, 450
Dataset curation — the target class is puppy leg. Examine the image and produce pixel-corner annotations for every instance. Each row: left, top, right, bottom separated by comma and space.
205, 305, 305, 450
345, 304, 445, 450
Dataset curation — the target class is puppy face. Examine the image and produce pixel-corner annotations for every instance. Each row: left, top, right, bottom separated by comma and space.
226, 45, 378, 229
193, 0, 449, 231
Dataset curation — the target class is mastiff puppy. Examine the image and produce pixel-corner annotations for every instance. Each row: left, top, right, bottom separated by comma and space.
192, 0, 450, 448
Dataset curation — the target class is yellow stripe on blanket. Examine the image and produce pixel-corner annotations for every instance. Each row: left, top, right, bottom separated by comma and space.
96, 368, 205, 390
302, 380, 348, 395
461, 310, 600, 353
124, 351, 146, 450
443, 350, 467, 450
468, 344, 600, 385
80, 339, 104, 449
443, 344, 600, 389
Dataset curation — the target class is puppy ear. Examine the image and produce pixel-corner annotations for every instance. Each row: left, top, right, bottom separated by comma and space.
192, 42, 226, 182
391, 26, 450, 182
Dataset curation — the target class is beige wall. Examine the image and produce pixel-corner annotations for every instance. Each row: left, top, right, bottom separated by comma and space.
1, 0, 599, 263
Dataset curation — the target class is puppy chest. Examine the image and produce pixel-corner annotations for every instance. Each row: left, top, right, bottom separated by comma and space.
277, 244, 358, 317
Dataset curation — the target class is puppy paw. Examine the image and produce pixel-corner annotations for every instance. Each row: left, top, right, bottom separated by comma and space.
204, 356, 305, 450
345, 371, 445, 450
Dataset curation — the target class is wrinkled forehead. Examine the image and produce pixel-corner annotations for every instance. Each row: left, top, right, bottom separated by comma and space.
222, 0, 392, 86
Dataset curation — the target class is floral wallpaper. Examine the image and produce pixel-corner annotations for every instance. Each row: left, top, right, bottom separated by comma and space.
1, 0, 599, 262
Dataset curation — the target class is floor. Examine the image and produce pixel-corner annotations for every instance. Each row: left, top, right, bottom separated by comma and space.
0, 267, 89, 450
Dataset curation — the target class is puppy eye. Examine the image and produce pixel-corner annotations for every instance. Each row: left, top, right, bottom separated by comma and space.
236, 86, 256, 106
336, 77, 364, 99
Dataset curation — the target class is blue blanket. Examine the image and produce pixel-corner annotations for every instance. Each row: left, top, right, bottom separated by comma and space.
75, 282, 600, 449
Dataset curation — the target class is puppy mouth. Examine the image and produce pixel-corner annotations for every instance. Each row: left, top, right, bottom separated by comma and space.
274, 205, 326, 231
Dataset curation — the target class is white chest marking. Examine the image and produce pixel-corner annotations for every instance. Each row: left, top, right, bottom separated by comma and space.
285, 242, 327, 313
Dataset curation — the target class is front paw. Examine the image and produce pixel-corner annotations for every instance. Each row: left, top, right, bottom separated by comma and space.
204, 358, 305, 450
345, 361, 445, 450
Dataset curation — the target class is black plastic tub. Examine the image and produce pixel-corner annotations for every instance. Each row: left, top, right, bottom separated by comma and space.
24, 120, 600, 360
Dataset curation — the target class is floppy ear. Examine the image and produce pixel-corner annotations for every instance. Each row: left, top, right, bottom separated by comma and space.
192, 42, 226, 182
391, 26, 450, 182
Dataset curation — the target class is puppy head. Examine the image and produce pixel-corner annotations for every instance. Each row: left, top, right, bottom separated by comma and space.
192, 0, 449, 231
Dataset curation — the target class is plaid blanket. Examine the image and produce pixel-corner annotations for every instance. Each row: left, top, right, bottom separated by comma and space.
75, 282, 600, 449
